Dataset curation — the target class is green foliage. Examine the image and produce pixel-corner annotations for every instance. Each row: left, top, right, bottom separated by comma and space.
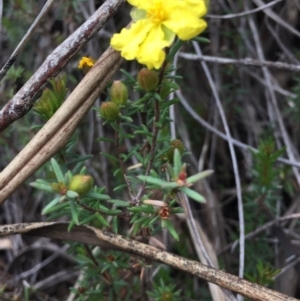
33, 75, 68, 120
28, 39, 215, 300
147, 279, 181, 301
241, 139, 285, 278
245, 260, 280, 287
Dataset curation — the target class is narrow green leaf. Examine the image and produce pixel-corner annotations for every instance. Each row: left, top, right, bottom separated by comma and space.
79, 214, 95, 225
134, 130, 153, 137
68, 220, 76, 232
67, 190, 79, 199
141, 216, 156, 228
106, 209, 122, 215
161, 182, 179, 189
160, 98, 179, 110
113, 184, 128, 191
132, 222, 141, 235
112, 216, 118, 233
120, 115, 133, 122
30, 181, 54, 193
135, 216, 150, 224
170, 207, 184, 214
69, 199, 79, 224
120, 69, 136, 82
51, 158, 64, 182
148, 215, 159, 226
161, 219, 179, 241
133, 151, 145, 165
108, 199, 130, 207
154, 92, 162, 102
95, 212, 110, 227
100, 152, 119, 162
128, 207, 145, 213
98, 204, 109, 213
173, 149, 182, 176
192, 36, 210, 43
186, 170, 214, 184
42, 196, 64, 215
128, 206, 155, 213
66, 155, 93, 165
138, 175, 167, 186
181, 187, 206, 203
42, 200, 68, 215
130, 213, 140, 224
113, 168, 122, 177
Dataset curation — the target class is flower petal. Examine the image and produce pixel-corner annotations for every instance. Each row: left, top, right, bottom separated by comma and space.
184, 0, 208, 16
137, 24, 171, 69
110, 20, 153, 61
164, 8, 207, 40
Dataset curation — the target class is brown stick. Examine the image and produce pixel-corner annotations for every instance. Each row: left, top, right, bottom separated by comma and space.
0, 47, 123, 203
0, 222, 297, 301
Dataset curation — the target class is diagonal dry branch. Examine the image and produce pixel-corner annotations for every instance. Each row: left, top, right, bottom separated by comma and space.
0, 47, 123, 204
0, 0, 55, 81
0, 222, 297, 301
0, 0, 125, 132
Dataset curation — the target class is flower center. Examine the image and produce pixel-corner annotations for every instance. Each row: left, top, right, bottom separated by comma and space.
147, 1, 167, 24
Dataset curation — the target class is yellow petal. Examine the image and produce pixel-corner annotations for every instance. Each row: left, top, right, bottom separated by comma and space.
137, 24, 170, 69
110, 20, 153, 61
127, 0, 151, 10
184, 0, 208, 16
164, 9, 207, 40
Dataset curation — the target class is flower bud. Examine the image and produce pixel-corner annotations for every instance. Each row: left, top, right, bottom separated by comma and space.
51, 182, 68, 195
110, 80, 128, 106
165, 139, 184, 162
137, 68, 159, 92
69, 175, 94, 196
158, 207, 170, 220
161, 292, 173, 301
100, 101, 120, 121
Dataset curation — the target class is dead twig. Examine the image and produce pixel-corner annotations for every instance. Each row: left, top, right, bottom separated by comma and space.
0, 222, 297, 301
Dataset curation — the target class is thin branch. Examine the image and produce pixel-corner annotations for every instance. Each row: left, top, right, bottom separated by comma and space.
177, 90, 300, 169
177, 192, 236, 301
192, 42, 245, 285
0, 0, 55, 81
0, 222, 297, 301
207, 0, 282, 19
247, 2, 300, 187
0, 0, 125, 132
252, 0, 300, 39
224, 213, 300, 253
134, 60, 169, 204
115, 120, 136, 201
178, 53, 300, 73
0, 47, 123, 203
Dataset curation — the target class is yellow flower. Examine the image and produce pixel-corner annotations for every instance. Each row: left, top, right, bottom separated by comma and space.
78, 56, 95, 70
110, 0, 207, 70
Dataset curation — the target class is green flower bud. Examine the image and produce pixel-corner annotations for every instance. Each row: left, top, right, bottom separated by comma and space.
161, 292, 173, 301
69, 175, 94, 196
100, 101, 120, 121
137, 68, 159, 92
165, 139, 184, 162
110, 80, 128, 106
